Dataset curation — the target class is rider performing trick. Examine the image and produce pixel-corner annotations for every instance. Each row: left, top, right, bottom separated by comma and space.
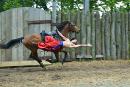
36, 29, 92, 52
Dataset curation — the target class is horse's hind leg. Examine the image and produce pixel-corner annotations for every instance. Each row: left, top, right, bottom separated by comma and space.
31, 50, 46, 69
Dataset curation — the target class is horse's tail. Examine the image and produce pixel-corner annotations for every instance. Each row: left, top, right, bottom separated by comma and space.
0, 37, 24, 49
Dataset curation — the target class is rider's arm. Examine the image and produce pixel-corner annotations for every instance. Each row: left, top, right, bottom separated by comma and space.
56, 29, 68, 40
69, 44, 92, 48
69, 44, 81, 48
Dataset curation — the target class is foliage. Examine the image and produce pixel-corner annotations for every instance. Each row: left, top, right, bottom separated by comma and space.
3, 0, 22, 10
56, 0, 129, 13
58, 0, 83, 11
33, 0, 48, 10
19, 0, 33, 7
0, 0, 5, 12
0, 0, 48, 12
0, 0, 129, 12
94, 0, 130, 12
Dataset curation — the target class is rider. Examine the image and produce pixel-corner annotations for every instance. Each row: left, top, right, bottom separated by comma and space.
37, 29, 92, 52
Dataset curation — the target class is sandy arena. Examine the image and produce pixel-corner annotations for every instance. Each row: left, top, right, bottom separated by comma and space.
0, 60, 130, 87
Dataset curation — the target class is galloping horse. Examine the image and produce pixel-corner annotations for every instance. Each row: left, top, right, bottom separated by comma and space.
0, 21, 80, 69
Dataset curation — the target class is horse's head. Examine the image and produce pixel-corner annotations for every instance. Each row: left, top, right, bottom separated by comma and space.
56, 21, 80, 33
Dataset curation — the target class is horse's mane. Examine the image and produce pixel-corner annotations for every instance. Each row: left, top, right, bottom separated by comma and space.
56, 21, 71, 32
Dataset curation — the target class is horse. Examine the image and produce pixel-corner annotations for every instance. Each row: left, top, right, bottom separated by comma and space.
0, 21, 80, 69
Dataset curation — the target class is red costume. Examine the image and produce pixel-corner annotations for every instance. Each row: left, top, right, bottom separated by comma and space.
38, 36, 63, 52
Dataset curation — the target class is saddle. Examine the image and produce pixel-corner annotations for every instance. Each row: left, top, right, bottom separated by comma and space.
40, 30, 60, 42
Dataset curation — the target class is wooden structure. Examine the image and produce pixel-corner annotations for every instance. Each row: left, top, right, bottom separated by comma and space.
0, 7, 129, 67
59, 11, 129, 60
0, 7, 52, 64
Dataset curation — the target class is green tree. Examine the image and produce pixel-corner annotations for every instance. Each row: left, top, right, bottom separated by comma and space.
58, 0, 83, 11
0, 0, 6, 12
0, 0, 49, 12
19, 0, 33, 7
0, 0, 129, 12
94, 0, 130, 12
57, 0, 129, 12
33, 0, 48, 10
3, 0, 22, 10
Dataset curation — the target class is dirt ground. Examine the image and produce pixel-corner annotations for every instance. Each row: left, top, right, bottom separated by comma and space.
0, 60, 130, 87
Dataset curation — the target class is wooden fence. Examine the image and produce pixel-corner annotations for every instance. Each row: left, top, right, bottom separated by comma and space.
58, 11, 130, 60
0, 7, 52, 63
0, 7, 129, 65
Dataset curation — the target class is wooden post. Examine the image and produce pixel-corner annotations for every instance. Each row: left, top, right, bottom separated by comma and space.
101, 13, 105, 59
76, 10, 81, 57
11, 8, 18, 61
1, 12, 6, 61
17, 8, 24, 61
57, 11, 61, 23
115, 12, 121, 59
52, 0, 57, 59
52, 0, 57, 30
69, 12, 75, 59
23, 7, 30, 60
91, 12, 96, 59
86, 12, 92, 58
39, 9, 47, 58
0, 13, 2, 62
84, 0, 90, 13
125, 12, 129, 59
104, 12, 111, 59
80, 0, 90, 58
95, 12, 102, 58
5, 10, 12, 61
111, 12, 116, 59
80, 12, 87, 57
45, 10, 52, 57
121, 13, 126, 59
128, 12, 130, 58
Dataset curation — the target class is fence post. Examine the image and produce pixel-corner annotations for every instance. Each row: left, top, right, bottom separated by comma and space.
115, 12, 121, 59
17, 8, 24, 61
52, 0, 57, 59
91, 12, 96, 59
111, 12, 116, 59
1, 12, 6, 61
125, 12, 129, 59
104, 12, 111, 59
86, 12, 92, 58
0, 13, 1, 62
80, 0, 90, 58
23, 7, 30, 60
101, 13, 105, 59
80, 12, 87, 57
75, 10, 82, 59
121, 12, 126, 59
11, 8, 18, 61
95, 12, 102, 58
128, 12, 130, 58
52, 0, 57, 29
